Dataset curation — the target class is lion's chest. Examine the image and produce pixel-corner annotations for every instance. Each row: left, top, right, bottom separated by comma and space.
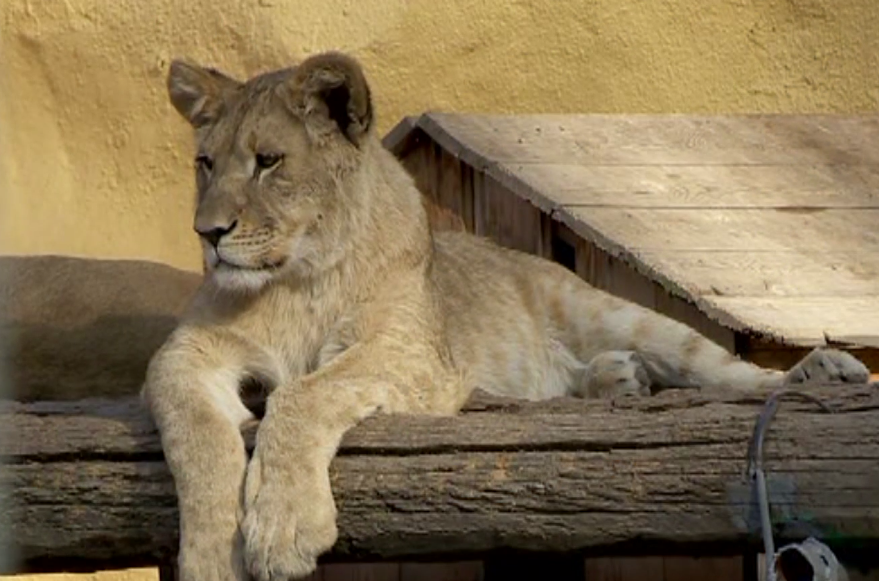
234, 286, 362, 383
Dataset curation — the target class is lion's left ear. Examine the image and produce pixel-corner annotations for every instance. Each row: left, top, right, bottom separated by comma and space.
287, 51, 374, 146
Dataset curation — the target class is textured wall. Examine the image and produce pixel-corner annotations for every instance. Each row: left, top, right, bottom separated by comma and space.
1, 0, 878, 272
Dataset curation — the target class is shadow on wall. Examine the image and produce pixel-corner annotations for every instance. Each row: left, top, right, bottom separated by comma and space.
0, 255, 200, 402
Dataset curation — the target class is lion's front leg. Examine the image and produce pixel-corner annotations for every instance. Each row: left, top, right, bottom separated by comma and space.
241, 385, 340, 581
142, 330, 260, 581
241, 376, 392, 581
241, 343, 456, 581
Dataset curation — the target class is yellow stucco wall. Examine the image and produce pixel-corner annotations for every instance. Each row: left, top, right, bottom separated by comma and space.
2, 0, 878, 272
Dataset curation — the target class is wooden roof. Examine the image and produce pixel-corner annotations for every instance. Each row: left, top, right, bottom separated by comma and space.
385, 113, 879, 348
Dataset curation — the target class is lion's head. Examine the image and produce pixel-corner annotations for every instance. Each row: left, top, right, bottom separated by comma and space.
167, 52, 375, 291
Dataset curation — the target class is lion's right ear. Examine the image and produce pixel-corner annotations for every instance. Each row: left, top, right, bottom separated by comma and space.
286, 52, 374, 146
167, 60, 241, 128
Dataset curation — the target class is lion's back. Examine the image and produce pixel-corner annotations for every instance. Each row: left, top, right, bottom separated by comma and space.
430, 230, 594, 399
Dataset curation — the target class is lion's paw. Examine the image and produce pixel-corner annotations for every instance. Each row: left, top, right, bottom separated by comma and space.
574, 350, 652, 399
242, 453, 338, 581
784, 348, 870, 386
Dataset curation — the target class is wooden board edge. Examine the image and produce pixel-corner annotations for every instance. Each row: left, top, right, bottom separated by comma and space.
381, 115, 424, 157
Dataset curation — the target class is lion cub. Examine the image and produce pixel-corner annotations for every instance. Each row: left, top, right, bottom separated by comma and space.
142, 51, 871, 581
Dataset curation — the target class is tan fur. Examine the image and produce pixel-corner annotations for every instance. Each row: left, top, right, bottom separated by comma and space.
142, 51, 872, 581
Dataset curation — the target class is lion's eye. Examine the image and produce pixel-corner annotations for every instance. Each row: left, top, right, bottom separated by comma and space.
255, 152, 283, 170
195, 154, 213, 172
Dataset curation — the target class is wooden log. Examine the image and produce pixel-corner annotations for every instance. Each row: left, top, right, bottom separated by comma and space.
2, 385, 879, 574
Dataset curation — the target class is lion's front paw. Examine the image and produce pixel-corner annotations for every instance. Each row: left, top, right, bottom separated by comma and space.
242, 452, 338, 581
784, 348, 870, 386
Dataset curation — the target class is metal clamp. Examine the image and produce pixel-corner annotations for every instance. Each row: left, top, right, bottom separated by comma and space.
744, 389, 840, 581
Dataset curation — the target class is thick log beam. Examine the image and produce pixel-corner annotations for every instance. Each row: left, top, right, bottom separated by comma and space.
2, 385, 878, 574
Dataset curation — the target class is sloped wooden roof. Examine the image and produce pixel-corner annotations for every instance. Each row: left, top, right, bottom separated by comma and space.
385, 113, 879, 348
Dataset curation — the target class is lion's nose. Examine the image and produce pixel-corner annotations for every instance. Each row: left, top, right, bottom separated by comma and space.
195, 220, 238, 247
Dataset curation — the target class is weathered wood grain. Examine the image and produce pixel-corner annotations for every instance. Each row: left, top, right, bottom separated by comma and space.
3, 385, 878, 573
635, 250, 879, 299
509, 163, 879, 208
386, 113, 879, 352
704, 296, 879, 348
558, 207, 879, 254
418, 114, 879, 167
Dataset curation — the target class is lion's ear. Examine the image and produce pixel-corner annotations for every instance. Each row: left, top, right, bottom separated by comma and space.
288, 52, 374, 146
167, 60, 241, 128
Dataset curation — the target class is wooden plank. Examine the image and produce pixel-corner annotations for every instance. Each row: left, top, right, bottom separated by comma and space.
394, 138, 468, 233
459, 164, 477, 232
4, 386, 879, 573
585, 555, 743, 581
584, 556, 665, 581
652, 290, 736, 354
381, 116, 420, 157
321, 563, 400, 581
637, 250, 879, 298
473, 174, 544, 255
399, 562, 483, 581
509, 163, 879, 208
435, 146, 466, 221
662, 556, 743, 581
704, 296, 879, 347
557, 207, 879, 253
566, 227, 657, 310
420, 113, 879, 167
553, 207, 879, 346
397, 138, 435, 200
